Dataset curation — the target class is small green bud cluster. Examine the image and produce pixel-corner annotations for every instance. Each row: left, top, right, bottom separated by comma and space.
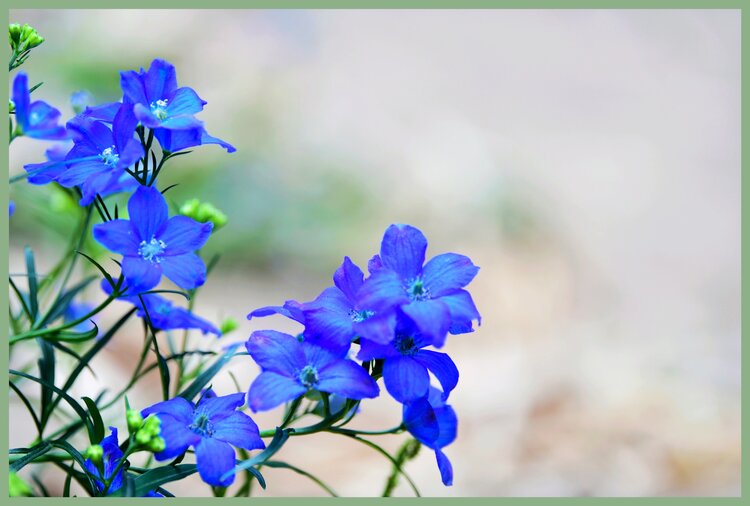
129, 411, 166, 453
179, 198, 228, 230
220, 317, 239, 335
9, 23, 44, 52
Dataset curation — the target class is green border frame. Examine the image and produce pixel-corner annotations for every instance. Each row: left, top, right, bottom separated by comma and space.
3, 2, 745, 502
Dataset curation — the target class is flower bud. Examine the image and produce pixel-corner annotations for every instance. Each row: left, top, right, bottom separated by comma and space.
147, 436, 166, 453
135, 429, 151, 446
219, 317, 238, 335
8, 24, 22, 48
142, 414, 161, 436
126, 409, 144, 433
18, 24, 44, 50
84, 444, 104, 465
179, 199, 228, 230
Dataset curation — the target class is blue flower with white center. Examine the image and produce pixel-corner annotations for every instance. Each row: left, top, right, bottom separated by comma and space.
300, 256, 396, 356
141, 392, 265, 487
93, 186, 213, 293
357, 314, 458, 404
101, 280, 220, 336
83, 427, 125, 495
120, 59, 205, 131
358, 224, 481, 347
245, 329, 379, 412
11, 72, 68, 140
403, 387, 457, 486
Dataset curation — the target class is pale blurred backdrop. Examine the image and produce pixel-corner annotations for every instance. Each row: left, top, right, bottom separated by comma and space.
8, 9, 740, 497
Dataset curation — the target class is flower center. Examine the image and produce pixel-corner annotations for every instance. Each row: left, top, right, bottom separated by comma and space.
150, 99, 169, 121
189, 413, 214, 437
298, 365, 319, 388
138, 236, 166, 263
349, 309, 375, 323
406, 278, 430, 302
99, 146, 120, 168
394, 334, 418, 356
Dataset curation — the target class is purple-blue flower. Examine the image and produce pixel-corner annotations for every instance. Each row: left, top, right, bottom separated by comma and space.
93, 185, 213, 293
358, 224, 481, 347
120, 59, 204, 131
141, 392, 265, 487
101, 280, 220, 336
11, 72, 67, 140
154, 125, 235, 153
357, 314, 458, 404
245, 330, 379, 412
301, 257, 396, 355
83, 427, 124, 494
403, 387, 457, 486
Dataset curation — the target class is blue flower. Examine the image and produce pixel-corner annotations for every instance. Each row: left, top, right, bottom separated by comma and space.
247, 299, 305, 325
301, 256, 395, 355
83, 427, 125, 494
141, 392, 265, 487
11, 72, 67, 140
245, 330, 379, 412
23, 141, 72, 185
101, 280, 220, 336
93, 185, 213, 293
358, 224, 481, 347
357, 314, 458, 404
120, 59, 204, 131
403, 387, 457, 486
154, 125, 235, 153
63, 301, 97, 335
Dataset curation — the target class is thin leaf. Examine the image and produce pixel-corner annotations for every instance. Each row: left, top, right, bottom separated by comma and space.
120, 464, 197, 497
221, 427, 292, 482
9, 441, 52, 472
75, 250, 115, 289
38, 338, 56, 429
9, 381, 41, 435
24, 246, 39, 321
39, 275, 97, 327
82, 397, 105, 443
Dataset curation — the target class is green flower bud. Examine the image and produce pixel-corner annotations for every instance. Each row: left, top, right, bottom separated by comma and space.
179, 198, 200, 218
9, 99, 15, 114
8, 24, 22, 48
18, 24, 44, 50
126, 409, 144, 433
142, 414, 161, 436
179, 199, 228, 230
84, 444, 104, 465
9, 471, 33, 497
135, 429, 151, 446
219, 317, 238, 335
147, 436, 166, 453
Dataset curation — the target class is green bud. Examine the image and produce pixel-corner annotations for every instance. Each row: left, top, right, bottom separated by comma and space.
9, 471, 33, 497
18, 24, 44, 50
9, 99, 15, 114
143, 414, 162, 436
84, 444, 104, 465
8, 24, 22, 48
135, 429, 151, 446
147, 436, 166, 453
126, 409, 144, 433
219, 317, 238, 335
179, 199, 228, 230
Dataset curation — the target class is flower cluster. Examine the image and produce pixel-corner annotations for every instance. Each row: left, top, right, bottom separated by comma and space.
247, 224, 480, 485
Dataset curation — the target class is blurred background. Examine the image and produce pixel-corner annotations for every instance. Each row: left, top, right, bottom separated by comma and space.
8, 9, 740, 497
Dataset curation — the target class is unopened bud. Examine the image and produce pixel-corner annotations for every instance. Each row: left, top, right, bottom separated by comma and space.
179, 199, 228, 230
18, 24, 44, 50
147, 436, 166, 453
143, 414, 161, 436
220, 317, 238, 335
85, 444, 103, 464
126, 409, 143, 433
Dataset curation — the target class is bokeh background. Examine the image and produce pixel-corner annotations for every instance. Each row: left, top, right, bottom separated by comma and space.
8, 9, 740, 497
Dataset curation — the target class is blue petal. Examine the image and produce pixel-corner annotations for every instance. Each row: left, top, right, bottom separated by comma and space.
116, 138, 146, 170
112, 102, 139, 154
333, 256, 364, 301
440, 289, 481, 334
166, 87, 206, 116
25, 101, 67, 140
368, 254, 383, 274
79, 102, 121, 124
196, 392, 245, 422
195, 437, 236, 487
302, 287, 354, 354
301, 341, 341, 371
247, 371, 306, 412
158, 216, 213, 255
141, 396, 194, 422
154, 125, 235, 153
128, 186, 169, 240
133, 103, 162, 128
353, 311, 396, 345
121, 256, 163, 293
199, 129, 236, 153
143, 59, 178, 103
120, 70, 148, 106
414, 350, 459, 399
357, 269, 409, 311
24, 160, 67, 185
212, 412, 266, 451
247, 300, 305, 324
93, 219, 140, 255
159, 306, 221, 336
12, 73, 30, 126
79, 171, 123, 206
422, 253, 479, 297
434, 403, 458, 448
382, 355, 429, 403
55, 159, 107, 187
245, 330, 305, 376
160, 253, 207, 290
357, 338, 399, 361
380, 224, 428, 279
401, 299, 451, 348
435, 449, 454, 486
403, 397, 439, 445
152, 413, 202, 461
317, 359, 379, 400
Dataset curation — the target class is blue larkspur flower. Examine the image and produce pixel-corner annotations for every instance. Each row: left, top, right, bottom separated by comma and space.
247, 299, 305, 325
358, 224, 481, 347
11, 72, 67, 140
141, 391, 265, 487
301, 256, 396, 355
93, 186, 213, 293
154, 125, 235, 153
83, 427, 125, 494
101, 280, 220, 336
403, 387, 457, 486
245, 330, 379, 412
357, 314, 458, 404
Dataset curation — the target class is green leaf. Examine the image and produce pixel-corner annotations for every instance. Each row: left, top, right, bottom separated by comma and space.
8, 276, 33, 321
50, 441, 97, 493
118, 464, 198, 497
38, 338, 56, 429
9, 380, 41, 435
75, 250, 116, 290
9, 441, 52, 472
38, 275, 97, 328
221, 427, 291, 483
178, 343, 239, 401
24, 246, 39, 321
82, 397, 105, 443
